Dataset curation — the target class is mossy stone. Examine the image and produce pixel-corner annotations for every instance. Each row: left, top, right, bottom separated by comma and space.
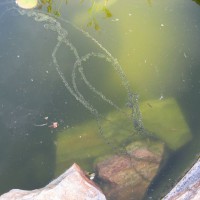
140, 98, 192, 150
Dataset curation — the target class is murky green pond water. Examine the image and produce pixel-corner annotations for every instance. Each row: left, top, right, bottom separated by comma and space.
0, 0, 200, 199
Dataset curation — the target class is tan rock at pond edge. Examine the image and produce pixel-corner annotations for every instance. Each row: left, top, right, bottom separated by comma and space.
96, 140, 164, 200
0, 163, 106, 200
163, 158, 200, 200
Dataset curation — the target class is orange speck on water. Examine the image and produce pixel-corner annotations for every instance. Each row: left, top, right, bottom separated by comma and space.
49, 122, 59, 129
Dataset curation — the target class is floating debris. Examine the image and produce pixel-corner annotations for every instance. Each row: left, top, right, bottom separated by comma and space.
49, 122, 58, 129
15, 0, 38, 9
34, 123, 47, 127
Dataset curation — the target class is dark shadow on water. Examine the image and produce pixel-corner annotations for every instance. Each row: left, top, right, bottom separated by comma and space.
0, 58, 58, 194
0, 115, 56, 194
144, 62, 200, 199
192, 0, 200, 6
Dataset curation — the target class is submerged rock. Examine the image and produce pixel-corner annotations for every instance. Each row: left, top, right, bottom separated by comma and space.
0, 163, 106, 200
140, 98, 192, 150
95, 140, 164, 200
56, 98, 191, 177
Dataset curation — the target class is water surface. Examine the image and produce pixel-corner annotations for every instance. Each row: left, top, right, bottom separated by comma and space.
0, 0, 200, 199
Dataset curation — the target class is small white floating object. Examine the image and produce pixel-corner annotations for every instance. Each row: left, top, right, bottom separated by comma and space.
112, 18, 119, 22
184, 52, 187, 58
15, 0, 38, 9
159, 95, 164, 100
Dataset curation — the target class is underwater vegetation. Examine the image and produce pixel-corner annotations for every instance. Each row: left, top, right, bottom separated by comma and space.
37, 0, 113, 30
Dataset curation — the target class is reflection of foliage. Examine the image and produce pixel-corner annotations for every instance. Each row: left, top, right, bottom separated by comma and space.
37, 0, 113, 30
37, 0, 64, 16
192, 0, 200, 5
146, 0, 152, 6
87, 0, 112, 30
87, 0, 112, 18
87, 17, 101, 31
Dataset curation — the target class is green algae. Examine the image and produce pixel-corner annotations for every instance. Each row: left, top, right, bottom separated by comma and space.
140, 98, 192, 150
55, 97, 192, 175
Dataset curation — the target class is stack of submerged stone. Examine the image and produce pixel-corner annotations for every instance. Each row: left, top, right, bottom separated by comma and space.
0, 139, 164, 200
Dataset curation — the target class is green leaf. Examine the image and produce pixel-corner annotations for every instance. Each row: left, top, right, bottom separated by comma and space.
102, 6, 112, 18
87, 20, 93, 27
40, 0, 46, 4
94, 22, 100, 31
54, 10, 61, 17
47, 5, 52, 13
